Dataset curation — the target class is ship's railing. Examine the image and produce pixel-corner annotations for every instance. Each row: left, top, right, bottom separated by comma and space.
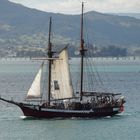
82, 91, 121, 96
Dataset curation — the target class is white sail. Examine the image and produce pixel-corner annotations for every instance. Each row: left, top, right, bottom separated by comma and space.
26, 62, 44, 99
51, 48, 73, 99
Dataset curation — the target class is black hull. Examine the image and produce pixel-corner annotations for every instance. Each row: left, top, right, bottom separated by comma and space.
19, 104, 121, 118
0, 97, 123, 118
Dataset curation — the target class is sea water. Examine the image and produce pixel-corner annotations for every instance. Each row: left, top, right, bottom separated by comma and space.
0, 57, 140, 140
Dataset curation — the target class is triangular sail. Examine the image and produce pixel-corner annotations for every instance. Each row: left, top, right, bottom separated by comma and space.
51, 48, 73, 99
26, 62, 44, 99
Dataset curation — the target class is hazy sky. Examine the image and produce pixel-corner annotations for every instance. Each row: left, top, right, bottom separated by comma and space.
9, 0, 140, 14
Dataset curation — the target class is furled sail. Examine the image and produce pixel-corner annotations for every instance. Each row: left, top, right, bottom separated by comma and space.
51, 48, 73, 99
26, 62, 44, 99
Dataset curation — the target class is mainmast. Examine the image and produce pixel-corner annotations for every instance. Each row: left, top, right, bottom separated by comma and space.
47, 17, 52, 106
80, 2, 86, 101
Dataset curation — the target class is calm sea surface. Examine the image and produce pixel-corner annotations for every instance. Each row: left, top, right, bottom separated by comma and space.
0, 57, 140, 140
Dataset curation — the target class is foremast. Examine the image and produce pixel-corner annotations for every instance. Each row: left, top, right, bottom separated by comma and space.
80, 2, 86, 101
47, 17, 53, 106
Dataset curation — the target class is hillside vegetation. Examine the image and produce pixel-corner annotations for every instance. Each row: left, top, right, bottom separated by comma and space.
0, 0, 140, 57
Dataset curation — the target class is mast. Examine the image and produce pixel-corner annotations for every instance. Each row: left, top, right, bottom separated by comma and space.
47, 17, 52, 106
80, 2, 85, 101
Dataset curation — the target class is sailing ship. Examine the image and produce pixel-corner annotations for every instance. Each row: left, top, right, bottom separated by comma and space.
0, 3, 125, 118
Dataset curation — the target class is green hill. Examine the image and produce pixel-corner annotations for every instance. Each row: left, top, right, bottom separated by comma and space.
0, 0, 140, 57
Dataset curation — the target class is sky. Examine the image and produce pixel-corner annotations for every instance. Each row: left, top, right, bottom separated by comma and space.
9, 0, 140, 14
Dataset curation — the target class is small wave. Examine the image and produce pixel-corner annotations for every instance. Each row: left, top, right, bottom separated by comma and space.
117, 112, 132, 116
104, 116, 112, 119
20, 116, 38, 120
20, 116, 27, 119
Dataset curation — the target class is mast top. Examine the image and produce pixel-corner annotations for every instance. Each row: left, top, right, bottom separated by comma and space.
80, 2, 84, 51
47, 17, 52, 58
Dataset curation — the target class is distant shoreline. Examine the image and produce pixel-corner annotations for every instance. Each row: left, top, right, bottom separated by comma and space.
0, 56, 140, 61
